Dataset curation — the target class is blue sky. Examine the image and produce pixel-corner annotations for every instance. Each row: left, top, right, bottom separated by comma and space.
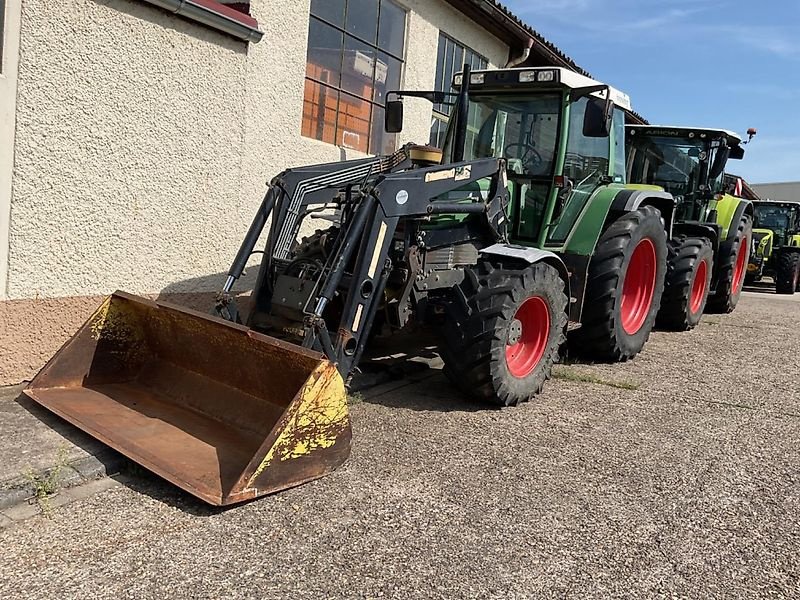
503, 0, 800, 183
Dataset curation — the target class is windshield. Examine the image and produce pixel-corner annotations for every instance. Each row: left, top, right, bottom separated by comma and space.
443, 93, 561, 177
627, 135, 708, 199
754, 205, 791, 234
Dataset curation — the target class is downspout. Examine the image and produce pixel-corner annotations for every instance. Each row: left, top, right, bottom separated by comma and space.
505, 38, 533, 68
143, 0, 264, 43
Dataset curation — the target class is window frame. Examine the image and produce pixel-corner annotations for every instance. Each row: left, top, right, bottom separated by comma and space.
302, 0, 407, 154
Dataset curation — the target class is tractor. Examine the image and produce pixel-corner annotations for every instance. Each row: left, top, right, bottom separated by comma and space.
749, 200, 800, 294
626, 126, 754, 329
26, 65, 674, 505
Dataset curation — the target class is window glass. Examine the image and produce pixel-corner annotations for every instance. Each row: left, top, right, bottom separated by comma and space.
303, 0, 405, 153
302, 80, 339, 145
429, 33, 488, 146
346, 0, 379, 43
342, 37, 376, 99
311, 0, 346, 27
612, 108, 626, 183
336, 94, 372, 152
378, 0, 405, 58
306, 18, 344, 86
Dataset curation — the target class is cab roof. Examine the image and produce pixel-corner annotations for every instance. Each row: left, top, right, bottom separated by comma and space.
627, 125, 742, 146
455, 66, 632, 112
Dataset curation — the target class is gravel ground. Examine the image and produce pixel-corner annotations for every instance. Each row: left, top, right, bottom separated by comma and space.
1, 291, 798, 599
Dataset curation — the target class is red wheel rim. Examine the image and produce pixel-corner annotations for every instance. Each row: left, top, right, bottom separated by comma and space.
732, 236, 748, 294
620, 238, 657, 335
505, 296, 550, 378
689, 258, 709, 314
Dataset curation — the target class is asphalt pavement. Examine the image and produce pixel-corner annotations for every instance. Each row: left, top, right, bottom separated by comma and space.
0, 289, 798, 599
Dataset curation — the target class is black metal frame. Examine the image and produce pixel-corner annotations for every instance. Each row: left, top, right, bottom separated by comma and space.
218, 143, 510, 379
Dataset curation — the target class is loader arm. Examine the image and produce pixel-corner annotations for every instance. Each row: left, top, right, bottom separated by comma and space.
269, 157, 510, 379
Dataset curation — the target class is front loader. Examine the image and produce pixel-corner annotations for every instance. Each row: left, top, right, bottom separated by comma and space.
27, 65, 675, 505
749, 200, 800, 293
626, 126, 754, 329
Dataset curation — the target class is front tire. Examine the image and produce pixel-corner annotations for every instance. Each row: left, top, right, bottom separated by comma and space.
656, 236, 714, 331
775, 251, 800, 295
573, 206, 667, 361
441, 261, 567, 407
707, 214, 752, 313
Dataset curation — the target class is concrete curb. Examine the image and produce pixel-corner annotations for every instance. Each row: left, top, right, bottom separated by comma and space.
0, 448, 127, 511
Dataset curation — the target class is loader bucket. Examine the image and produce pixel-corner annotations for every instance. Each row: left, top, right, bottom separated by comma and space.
24, 291, 351, 506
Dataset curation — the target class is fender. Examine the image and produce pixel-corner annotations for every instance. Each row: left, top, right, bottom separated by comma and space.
479, 243, 573, 322
608, 189, 676, 239
714, 195, 752, 242
672, 222, 721, 255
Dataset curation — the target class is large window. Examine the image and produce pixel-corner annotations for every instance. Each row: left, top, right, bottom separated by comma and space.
429, 33, 488, 148
302, 0, 406, 155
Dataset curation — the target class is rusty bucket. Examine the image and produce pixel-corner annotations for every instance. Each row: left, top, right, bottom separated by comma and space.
25, 291, 351, 506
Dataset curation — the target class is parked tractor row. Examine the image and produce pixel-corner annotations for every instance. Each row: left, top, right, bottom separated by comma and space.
26, 65, 758, 505
748, 201, 800, 293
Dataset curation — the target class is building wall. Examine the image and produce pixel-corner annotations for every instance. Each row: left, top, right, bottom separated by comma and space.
751, 182, 800, 203
0, 0, 509, 384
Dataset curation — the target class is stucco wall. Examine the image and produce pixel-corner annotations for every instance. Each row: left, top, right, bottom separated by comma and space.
1, 0, 509, 383
8, 0, 509, 302
7, 0, 249, 300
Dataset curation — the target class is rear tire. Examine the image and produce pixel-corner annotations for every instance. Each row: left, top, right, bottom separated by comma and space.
775, 251, 800, 295
573, 206, 667, 361
707, 214, 752, 313
656, 236, 713, 331
441, 261, 567, 407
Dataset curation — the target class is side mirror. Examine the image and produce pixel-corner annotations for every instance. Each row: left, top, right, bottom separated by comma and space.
729, 145, 744, 160
583, 96, 611, 138
385, 100, 404, 133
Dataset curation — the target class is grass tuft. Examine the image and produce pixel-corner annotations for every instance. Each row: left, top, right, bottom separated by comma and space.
347, 391, 364, 405
24, 447, 70, 517
552, 366, 640, 391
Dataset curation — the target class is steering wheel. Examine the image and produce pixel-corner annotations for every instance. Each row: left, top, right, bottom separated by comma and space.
504, 142, 543, 173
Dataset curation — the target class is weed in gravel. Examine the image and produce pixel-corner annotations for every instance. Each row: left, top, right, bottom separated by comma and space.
24, 447, 69, 518
348, 391, 364, 405
552, 366, 640, 390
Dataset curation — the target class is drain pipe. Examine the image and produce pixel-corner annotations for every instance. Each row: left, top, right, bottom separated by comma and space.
505, 39, 533, 68
143, 0, 264, 43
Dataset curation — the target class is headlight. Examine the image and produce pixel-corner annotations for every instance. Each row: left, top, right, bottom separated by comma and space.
470, 73, 485, 85
453, 74, 462, 86
519, 71, 537, 83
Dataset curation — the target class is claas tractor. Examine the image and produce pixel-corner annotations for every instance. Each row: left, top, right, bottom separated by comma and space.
749, 200, 800, 294
26, 65, 674, 505
626, 126, 753, 329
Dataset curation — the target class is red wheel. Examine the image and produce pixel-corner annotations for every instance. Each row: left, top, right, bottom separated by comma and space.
731, 235, 748, 294
620, 238, 657, 335
689, 258, 709, 314
505, 296, 550, 378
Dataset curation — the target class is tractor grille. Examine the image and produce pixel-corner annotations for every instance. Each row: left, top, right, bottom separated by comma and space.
424, 243, 479, 269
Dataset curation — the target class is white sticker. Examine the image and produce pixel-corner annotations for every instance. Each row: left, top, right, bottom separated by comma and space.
395, 190, 409, 205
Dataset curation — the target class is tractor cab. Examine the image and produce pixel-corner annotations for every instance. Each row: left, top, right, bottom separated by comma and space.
753, 201, 800, 248
625, 126, 744, 222
387, 66, 632, 247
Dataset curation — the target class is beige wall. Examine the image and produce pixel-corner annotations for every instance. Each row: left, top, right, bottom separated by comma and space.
7, 0, 249, 300
1, 0, 508, 383
0, 0, 23, 301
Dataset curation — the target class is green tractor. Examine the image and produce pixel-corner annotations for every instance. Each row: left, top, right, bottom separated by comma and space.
221, 63, 676, 406
626, 126, 753, 328
24, 65, 677, 505
749, 200, 800, 294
